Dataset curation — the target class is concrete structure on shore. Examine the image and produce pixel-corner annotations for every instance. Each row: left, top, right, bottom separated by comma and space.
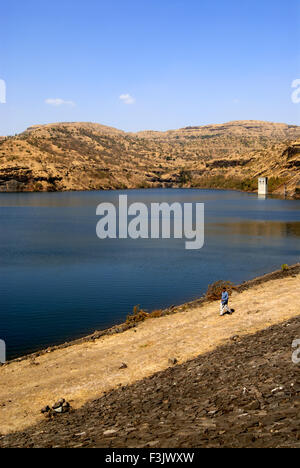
258, 177, 268, 196
0, 340, 6, 364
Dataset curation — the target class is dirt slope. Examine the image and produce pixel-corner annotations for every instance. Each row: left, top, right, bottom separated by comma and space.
1, 314, 300, 448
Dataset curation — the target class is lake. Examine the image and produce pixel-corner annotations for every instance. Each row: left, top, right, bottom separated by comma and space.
0, 189, 299, 360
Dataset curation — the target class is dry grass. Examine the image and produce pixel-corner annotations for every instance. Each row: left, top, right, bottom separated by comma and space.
0, 273, 299, 435
126, 305, 164, 324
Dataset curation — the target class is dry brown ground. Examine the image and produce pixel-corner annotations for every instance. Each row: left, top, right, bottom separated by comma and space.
0, 273, 299, 435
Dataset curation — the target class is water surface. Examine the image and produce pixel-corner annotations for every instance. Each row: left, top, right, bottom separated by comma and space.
0, 189, 299, 359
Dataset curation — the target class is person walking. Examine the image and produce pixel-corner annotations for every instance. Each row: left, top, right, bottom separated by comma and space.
220, 287, 231, 316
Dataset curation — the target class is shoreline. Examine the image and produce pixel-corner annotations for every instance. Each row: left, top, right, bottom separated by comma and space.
5, 262, 300, 366
1, 265, 299, 435
0, 185, 296, 200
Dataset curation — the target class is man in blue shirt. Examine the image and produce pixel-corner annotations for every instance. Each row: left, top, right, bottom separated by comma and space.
220, 287, 231, 316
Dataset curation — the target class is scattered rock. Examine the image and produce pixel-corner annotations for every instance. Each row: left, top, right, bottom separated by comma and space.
247, 400, 261, 411
147, 440, 160, 447
30, 360, 40, 366
119, 363, 128, 370
168, 358, 178, 366
53, 406, 63, 414
41, 406, 50, 414
52, 400, 64, 410
230, 335, 240, 342
42, 399, 71, 417
271, 386, 284, 394
103, 429, 118, 437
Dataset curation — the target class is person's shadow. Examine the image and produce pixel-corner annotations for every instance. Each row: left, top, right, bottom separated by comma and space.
224, 308, 235, 316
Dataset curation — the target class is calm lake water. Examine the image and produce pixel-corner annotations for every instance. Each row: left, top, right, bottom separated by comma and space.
0, 189, 299, 360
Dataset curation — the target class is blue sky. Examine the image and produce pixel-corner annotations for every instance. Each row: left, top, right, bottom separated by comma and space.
0, 0, 299, 135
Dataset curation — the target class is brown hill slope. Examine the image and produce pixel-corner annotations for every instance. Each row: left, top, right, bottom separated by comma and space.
0, 120, 299, 197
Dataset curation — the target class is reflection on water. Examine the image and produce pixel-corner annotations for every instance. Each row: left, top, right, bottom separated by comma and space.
209, 221, 300, 238
0, 189, 299, 359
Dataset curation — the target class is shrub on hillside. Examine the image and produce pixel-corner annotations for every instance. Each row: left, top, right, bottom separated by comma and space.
126, 306, 165, 325
126, 305, 149, 324
206, 280, 235, 302
149, 309, 164, 318
268, 177, 287, 192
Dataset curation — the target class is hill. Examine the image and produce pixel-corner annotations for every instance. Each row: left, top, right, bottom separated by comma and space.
0, 120, 299, 197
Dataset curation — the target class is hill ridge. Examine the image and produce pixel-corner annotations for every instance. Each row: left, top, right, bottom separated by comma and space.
0, 120, 299, 197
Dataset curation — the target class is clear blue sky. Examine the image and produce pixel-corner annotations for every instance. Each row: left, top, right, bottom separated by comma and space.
0, 0, 299, 135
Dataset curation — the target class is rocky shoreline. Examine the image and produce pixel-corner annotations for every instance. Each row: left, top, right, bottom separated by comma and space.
1, 314, 300, 448
4, 263, 300, 367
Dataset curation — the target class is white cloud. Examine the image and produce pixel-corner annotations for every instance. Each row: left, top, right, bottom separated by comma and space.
45, 98, 75, 107
291, 79, 300, 104
119, 93, 135, 105
0, 79, 6, 104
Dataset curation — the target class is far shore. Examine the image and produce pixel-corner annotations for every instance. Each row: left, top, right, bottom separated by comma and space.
0, 185, 296, 200
1, 263, 299, 435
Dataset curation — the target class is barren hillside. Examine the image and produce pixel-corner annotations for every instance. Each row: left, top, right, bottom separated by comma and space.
0, 120, 299, 197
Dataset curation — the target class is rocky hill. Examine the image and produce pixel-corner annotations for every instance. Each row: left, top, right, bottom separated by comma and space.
0, 120, 299, 197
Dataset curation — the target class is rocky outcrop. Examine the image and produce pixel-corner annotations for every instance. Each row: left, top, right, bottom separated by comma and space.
0, 167, 63, 192
283, 141, 300, 160
206, 158, 254, 169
